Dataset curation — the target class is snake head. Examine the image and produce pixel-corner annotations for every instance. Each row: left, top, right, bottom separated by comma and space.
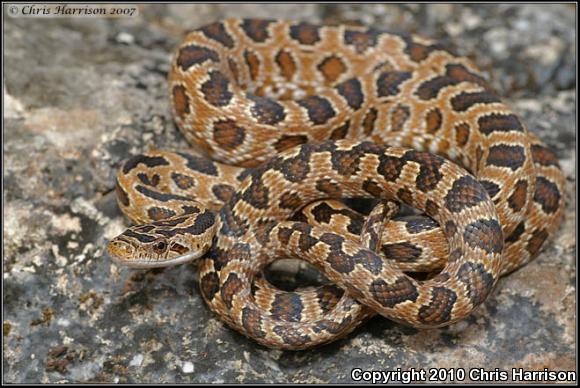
107, 208, 217, 269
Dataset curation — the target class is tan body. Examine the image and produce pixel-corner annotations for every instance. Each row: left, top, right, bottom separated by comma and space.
108, 19, 565, 349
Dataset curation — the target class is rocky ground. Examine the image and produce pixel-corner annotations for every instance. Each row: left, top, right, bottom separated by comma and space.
3, 4, 576, 383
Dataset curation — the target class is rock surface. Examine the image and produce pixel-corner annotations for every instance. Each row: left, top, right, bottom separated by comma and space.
3, 4, 575, 383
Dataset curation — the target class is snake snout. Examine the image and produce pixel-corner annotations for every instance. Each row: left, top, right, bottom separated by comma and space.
107, 239, 136, 264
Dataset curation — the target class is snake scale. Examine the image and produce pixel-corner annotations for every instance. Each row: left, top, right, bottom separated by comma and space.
107, 19, 565, 350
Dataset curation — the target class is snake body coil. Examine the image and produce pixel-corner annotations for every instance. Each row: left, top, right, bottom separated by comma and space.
107, 19, 565, 350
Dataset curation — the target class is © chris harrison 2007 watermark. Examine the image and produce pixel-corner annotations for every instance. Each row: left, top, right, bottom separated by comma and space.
7, 3, 138, 17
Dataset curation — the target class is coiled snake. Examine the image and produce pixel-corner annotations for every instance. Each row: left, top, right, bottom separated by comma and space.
107, 19, 565, 350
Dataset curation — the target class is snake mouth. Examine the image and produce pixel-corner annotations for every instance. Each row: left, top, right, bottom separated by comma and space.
107, 240, 204, 269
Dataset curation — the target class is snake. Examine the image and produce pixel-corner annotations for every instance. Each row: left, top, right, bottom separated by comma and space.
106, 19, 565, 350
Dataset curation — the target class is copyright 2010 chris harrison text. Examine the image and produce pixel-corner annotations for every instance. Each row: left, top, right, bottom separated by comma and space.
350, 367, 576, 384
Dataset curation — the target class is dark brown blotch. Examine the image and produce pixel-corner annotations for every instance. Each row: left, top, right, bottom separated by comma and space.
230, 242, 251, 262
213, 119, 246, 150
135, 185, 192, 203
397, 187, 414, 204
327, 252, 354, 274
404, 41, 430, 62
314, 316, 353, 335
477, 113, 523, 135
147, 206, 177, 221
200, 70, 233, 107
243, 49, 260, 81
505, 221, 526, 243
177, 152, 219, 176
448, 248, 462, 264
381, 242, 422, 263
171, 172, 195, 190
318, 55, 347, 84
336, 78, 364, 110
228, 58, 240, 84
445, 175, 490, 213
122, 154, 170, 174
508, 179, 528, 212
277, 152, 311, 182
531, 144, 560, 167
247, 94, 287, 125
415, 75, 450, 101
176, 45, 219, 71
377, 154, 405, 182
533, 176, 561, 214
270, 293, 304, 322
527, 228, 549, 256
400, 35, 455, 62
241, 306, 266, 339
273, 325, 311, 347
415, 64, 490, 100
463, 218, 504, 254
363, 179, 383, 197
221, 272, 244, 309
212, 184, 235, 203
418, 287, 457, 325
353, 250, 383, 275
242, 176, 270, 209
273, 135, 308, 152
200, 21, 235, 48
390, 104, 410, 132
362, 107, 378, 135
343, 28, 381, 53
479, 179, 500, 200
486, 144, 526, 171
425, 199, 439, 216
457, 262, 495, 306
404, 150, 444, 192
425, 108, 443, 134
279, 191, 302, 209
404, 38, 453, 62
293, 223, 318, 252
316, 178, 342, 196
446, 64, 490, 88
376, 71, 412, 97
455, 123, 470, 147
159, 210, 215, 237
240, 19, 274, 43
475, 146, 484, 168
277, 225, 295, 245
297, 96, 336, 125
316, 285, 344, 314
404, 216, 438, 234
445, 220, 458, 236
275, 49, 297, 81
330, 120, 350, 140
219, 197, 250, 237
369, 277, 419, 308
289, 22, 321, 45
199, 270, 220, 301
172, 84, 190, 119
252, 220, 277, 246
208, 248, 233, 276
309, 201, 340, 224
451, 91, 501, 113
331, 149, 362, 176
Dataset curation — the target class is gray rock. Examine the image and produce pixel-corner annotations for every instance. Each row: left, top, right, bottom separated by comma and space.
4, 4, 575, 383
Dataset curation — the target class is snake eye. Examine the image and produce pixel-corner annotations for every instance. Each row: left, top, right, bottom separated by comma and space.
153, 239, 168, 253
